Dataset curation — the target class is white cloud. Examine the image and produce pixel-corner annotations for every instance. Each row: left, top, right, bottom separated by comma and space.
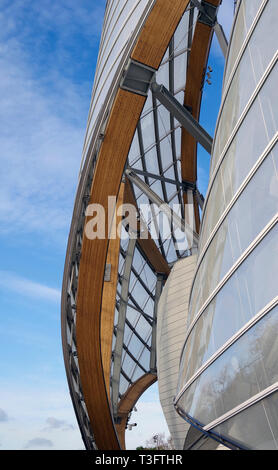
24, 438, 54, 449
43, 417, 74, 432
0, 1, 106, 243
0, 409, 9, 422
0, 270, 60, 303
0, 380, 84, 450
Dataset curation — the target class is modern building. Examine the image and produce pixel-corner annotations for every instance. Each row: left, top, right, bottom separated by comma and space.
61, 0, 278, 450
175, 0, 278, 450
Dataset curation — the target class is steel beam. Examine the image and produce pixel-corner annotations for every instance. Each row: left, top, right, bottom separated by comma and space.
150, 274, 165, 373
128, 166, 183, 188
191, 0, 218, 26
151, 82, 213, 154
111, 237, 137, 417
214, 22, 228, 58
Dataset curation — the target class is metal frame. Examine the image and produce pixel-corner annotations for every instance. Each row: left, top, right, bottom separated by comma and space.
150, 274, 165, 373
175, 407, 247, 450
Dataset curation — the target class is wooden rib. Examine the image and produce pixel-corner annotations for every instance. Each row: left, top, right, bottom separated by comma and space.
132, 0, 190, 70
181, 0, 221, 233
115, 373, 157, 449
100, 182, 125, 400
124, 179, 171, 276
76, 0, 194, 450
77, 90, 145, 451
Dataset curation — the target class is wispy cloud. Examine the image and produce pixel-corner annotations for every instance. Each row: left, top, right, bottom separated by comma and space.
0, 271, 60, 303
24, 437, 54, 449
0, 381, 84, 450
43, 417, 75, 432
0, 409, 9, 423
0, 1, 106, 243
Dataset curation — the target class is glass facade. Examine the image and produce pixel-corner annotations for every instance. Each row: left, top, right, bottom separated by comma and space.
175, 0, 278, 450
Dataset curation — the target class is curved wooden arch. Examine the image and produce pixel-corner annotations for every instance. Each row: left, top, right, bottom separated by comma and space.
115, 373, 157, 449
76, 0, 191, 450
100, 182, 125, 398
181, 0, 222, 234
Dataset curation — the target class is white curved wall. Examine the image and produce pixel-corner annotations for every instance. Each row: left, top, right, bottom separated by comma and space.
157, 255, 197, 449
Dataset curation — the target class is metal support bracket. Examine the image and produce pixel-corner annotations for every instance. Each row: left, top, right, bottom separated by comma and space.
120, 59, 156, 97
182, 180, 205, 210
191, 0, 218, 27
151, 82, 213, 154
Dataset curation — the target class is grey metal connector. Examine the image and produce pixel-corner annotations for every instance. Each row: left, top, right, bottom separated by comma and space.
120, 59, 156, 97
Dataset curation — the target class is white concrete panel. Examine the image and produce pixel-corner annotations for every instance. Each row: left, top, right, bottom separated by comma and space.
156, 255, 197, 450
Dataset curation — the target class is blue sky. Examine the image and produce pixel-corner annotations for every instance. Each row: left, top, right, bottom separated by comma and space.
0, 0, 234, 450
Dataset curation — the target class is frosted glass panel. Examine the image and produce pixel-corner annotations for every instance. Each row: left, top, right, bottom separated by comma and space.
201, 62, 278, 250
182, 223, 278, 389
190, 145, 278, 320
178, 305, 278, 429
224, 0, 264, 88
213, 391, 278, 450
213, 0, 278, 173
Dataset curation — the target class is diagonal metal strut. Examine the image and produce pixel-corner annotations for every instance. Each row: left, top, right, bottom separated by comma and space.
151, 82, 213, 154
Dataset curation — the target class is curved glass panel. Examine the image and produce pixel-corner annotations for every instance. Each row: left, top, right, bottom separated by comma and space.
177, 304, 278, 428
212, 391, 278, 450
223, 0, 264, 92
190, 142, 278, 322
213, 0, 278, 174
109, 5, 199, 403
179, 222, 278, 391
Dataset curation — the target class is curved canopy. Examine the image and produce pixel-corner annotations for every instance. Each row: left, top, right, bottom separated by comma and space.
61, 0, 228, 450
